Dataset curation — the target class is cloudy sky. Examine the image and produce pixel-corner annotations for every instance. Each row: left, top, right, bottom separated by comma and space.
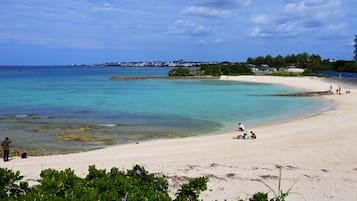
0, 0, 356, 65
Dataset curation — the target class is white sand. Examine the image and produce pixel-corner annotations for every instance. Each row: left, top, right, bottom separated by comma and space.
2, 76, 357, 201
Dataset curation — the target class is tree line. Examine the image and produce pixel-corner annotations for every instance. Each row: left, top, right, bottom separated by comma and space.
247, 52, 357, 72
168, 53, 357, 77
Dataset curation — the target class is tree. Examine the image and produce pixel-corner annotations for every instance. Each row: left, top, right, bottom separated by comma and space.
256, 56, 266, 66
284, 54, 297, 65
296, 52, 309, 68
273, 55, 286, 67
310, 54, 322, 67
168, 67, 191, 76
247, 57, 255, 65
264, 55, 273, 66
200, 63, 253, 76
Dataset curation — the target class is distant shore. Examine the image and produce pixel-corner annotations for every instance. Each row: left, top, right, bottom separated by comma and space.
2, 75, 357, 201
109, 76, 218, 80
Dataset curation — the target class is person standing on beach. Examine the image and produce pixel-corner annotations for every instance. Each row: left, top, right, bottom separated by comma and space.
1, 137, 12, 162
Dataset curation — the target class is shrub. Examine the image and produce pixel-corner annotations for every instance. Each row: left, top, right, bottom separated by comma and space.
174, 176, 208, 201
0, 168, 29, 199
168, 68, 191, 76
0, 165, 207, 201
0, 166, 292, 201
249, 192, 268, 201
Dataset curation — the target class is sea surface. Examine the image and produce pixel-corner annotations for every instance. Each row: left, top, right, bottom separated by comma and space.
0, 66, 330, 154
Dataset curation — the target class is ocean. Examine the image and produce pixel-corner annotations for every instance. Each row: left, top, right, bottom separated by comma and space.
0, 66, 329, 154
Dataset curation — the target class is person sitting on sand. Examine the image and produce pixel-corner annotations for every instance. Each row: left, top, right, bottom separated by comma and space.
238, 122, 245, 131
243, 133, 248, 139
250, 131, 256, 139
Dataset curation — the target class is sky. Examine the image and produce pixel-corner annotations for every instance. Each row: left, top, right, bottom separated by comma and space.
0, 0, 356, 65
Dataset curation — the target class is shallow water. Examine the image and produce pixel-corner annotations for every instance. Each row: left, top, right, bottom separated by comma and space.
0, 66, 329, 154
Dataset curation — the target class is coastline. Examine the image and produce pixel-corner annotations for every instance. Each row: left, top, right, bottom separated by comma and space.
2, 75, 357, 200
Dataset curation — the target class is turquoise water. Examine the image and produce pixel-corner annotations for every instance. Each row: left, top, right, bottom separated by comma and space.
0, 66, 328, 154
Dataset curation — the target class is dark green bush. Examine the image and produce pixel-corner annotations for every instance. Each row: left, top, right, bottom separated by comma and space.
200, 62, 253, 76
0, 166, 292, 201
174, 176, 208, 201
0, 165, 207, 201
0, 168, 29, 199
249, 192, 268, 201
168, 67, 191, 76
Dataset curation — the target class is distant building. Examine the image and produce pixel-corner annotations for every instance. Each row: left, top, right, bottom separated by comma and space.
355, 35, 357, 63
286, 68, 304, 73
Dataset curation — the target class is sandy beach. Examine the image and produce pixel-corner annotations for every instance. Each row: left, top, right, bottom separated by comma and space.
2, 76, 357, 201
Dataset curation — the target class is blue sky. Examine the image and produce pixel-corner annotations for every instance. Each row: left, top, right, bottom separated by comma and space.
0, 0, 356, 65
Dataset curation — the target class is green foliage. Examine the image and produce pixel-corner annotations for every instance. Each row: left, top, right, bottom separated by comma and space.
200, 64, 221, 76
247, 52, 322, 69
334, 61, 357, 72
0, 168, 29, 199
169, 67, 191, 76
174, 176, 208, 201
311, 59, 357, 72
0, 166, 208, 201
247, 53, 357, 73
0, 167, 294, 201
200, 62, 253, 76
249, 192, 268, 201
24, 168, 83, 200
312, 59, 334, 71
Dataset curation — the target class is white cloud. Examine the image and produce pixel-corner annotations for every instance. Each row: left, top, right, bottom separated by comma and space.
177, 0, 251, 39
168, 19, 212, 36
213, 38, 223, 43
183, 6, 231, 17
249, 27, 270, 38
284, 1, 308, 14
327, 23, 346, 31
250, 15, 272, 24
249, 0, 346, 39
184, 0, 251, 19
193, 0, 251, 9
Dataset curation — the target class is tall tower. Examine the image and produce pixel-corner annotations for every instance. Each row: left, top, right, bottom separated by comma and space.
355, 35, 357, 63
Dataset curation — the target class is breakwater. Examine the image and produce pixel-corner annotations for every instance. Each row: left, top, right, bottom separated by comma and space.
274, 90, 334, 97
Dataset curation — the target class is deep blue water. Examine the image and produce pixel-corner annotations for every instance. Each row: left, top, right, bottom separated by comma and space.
0, 66, 329, 154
